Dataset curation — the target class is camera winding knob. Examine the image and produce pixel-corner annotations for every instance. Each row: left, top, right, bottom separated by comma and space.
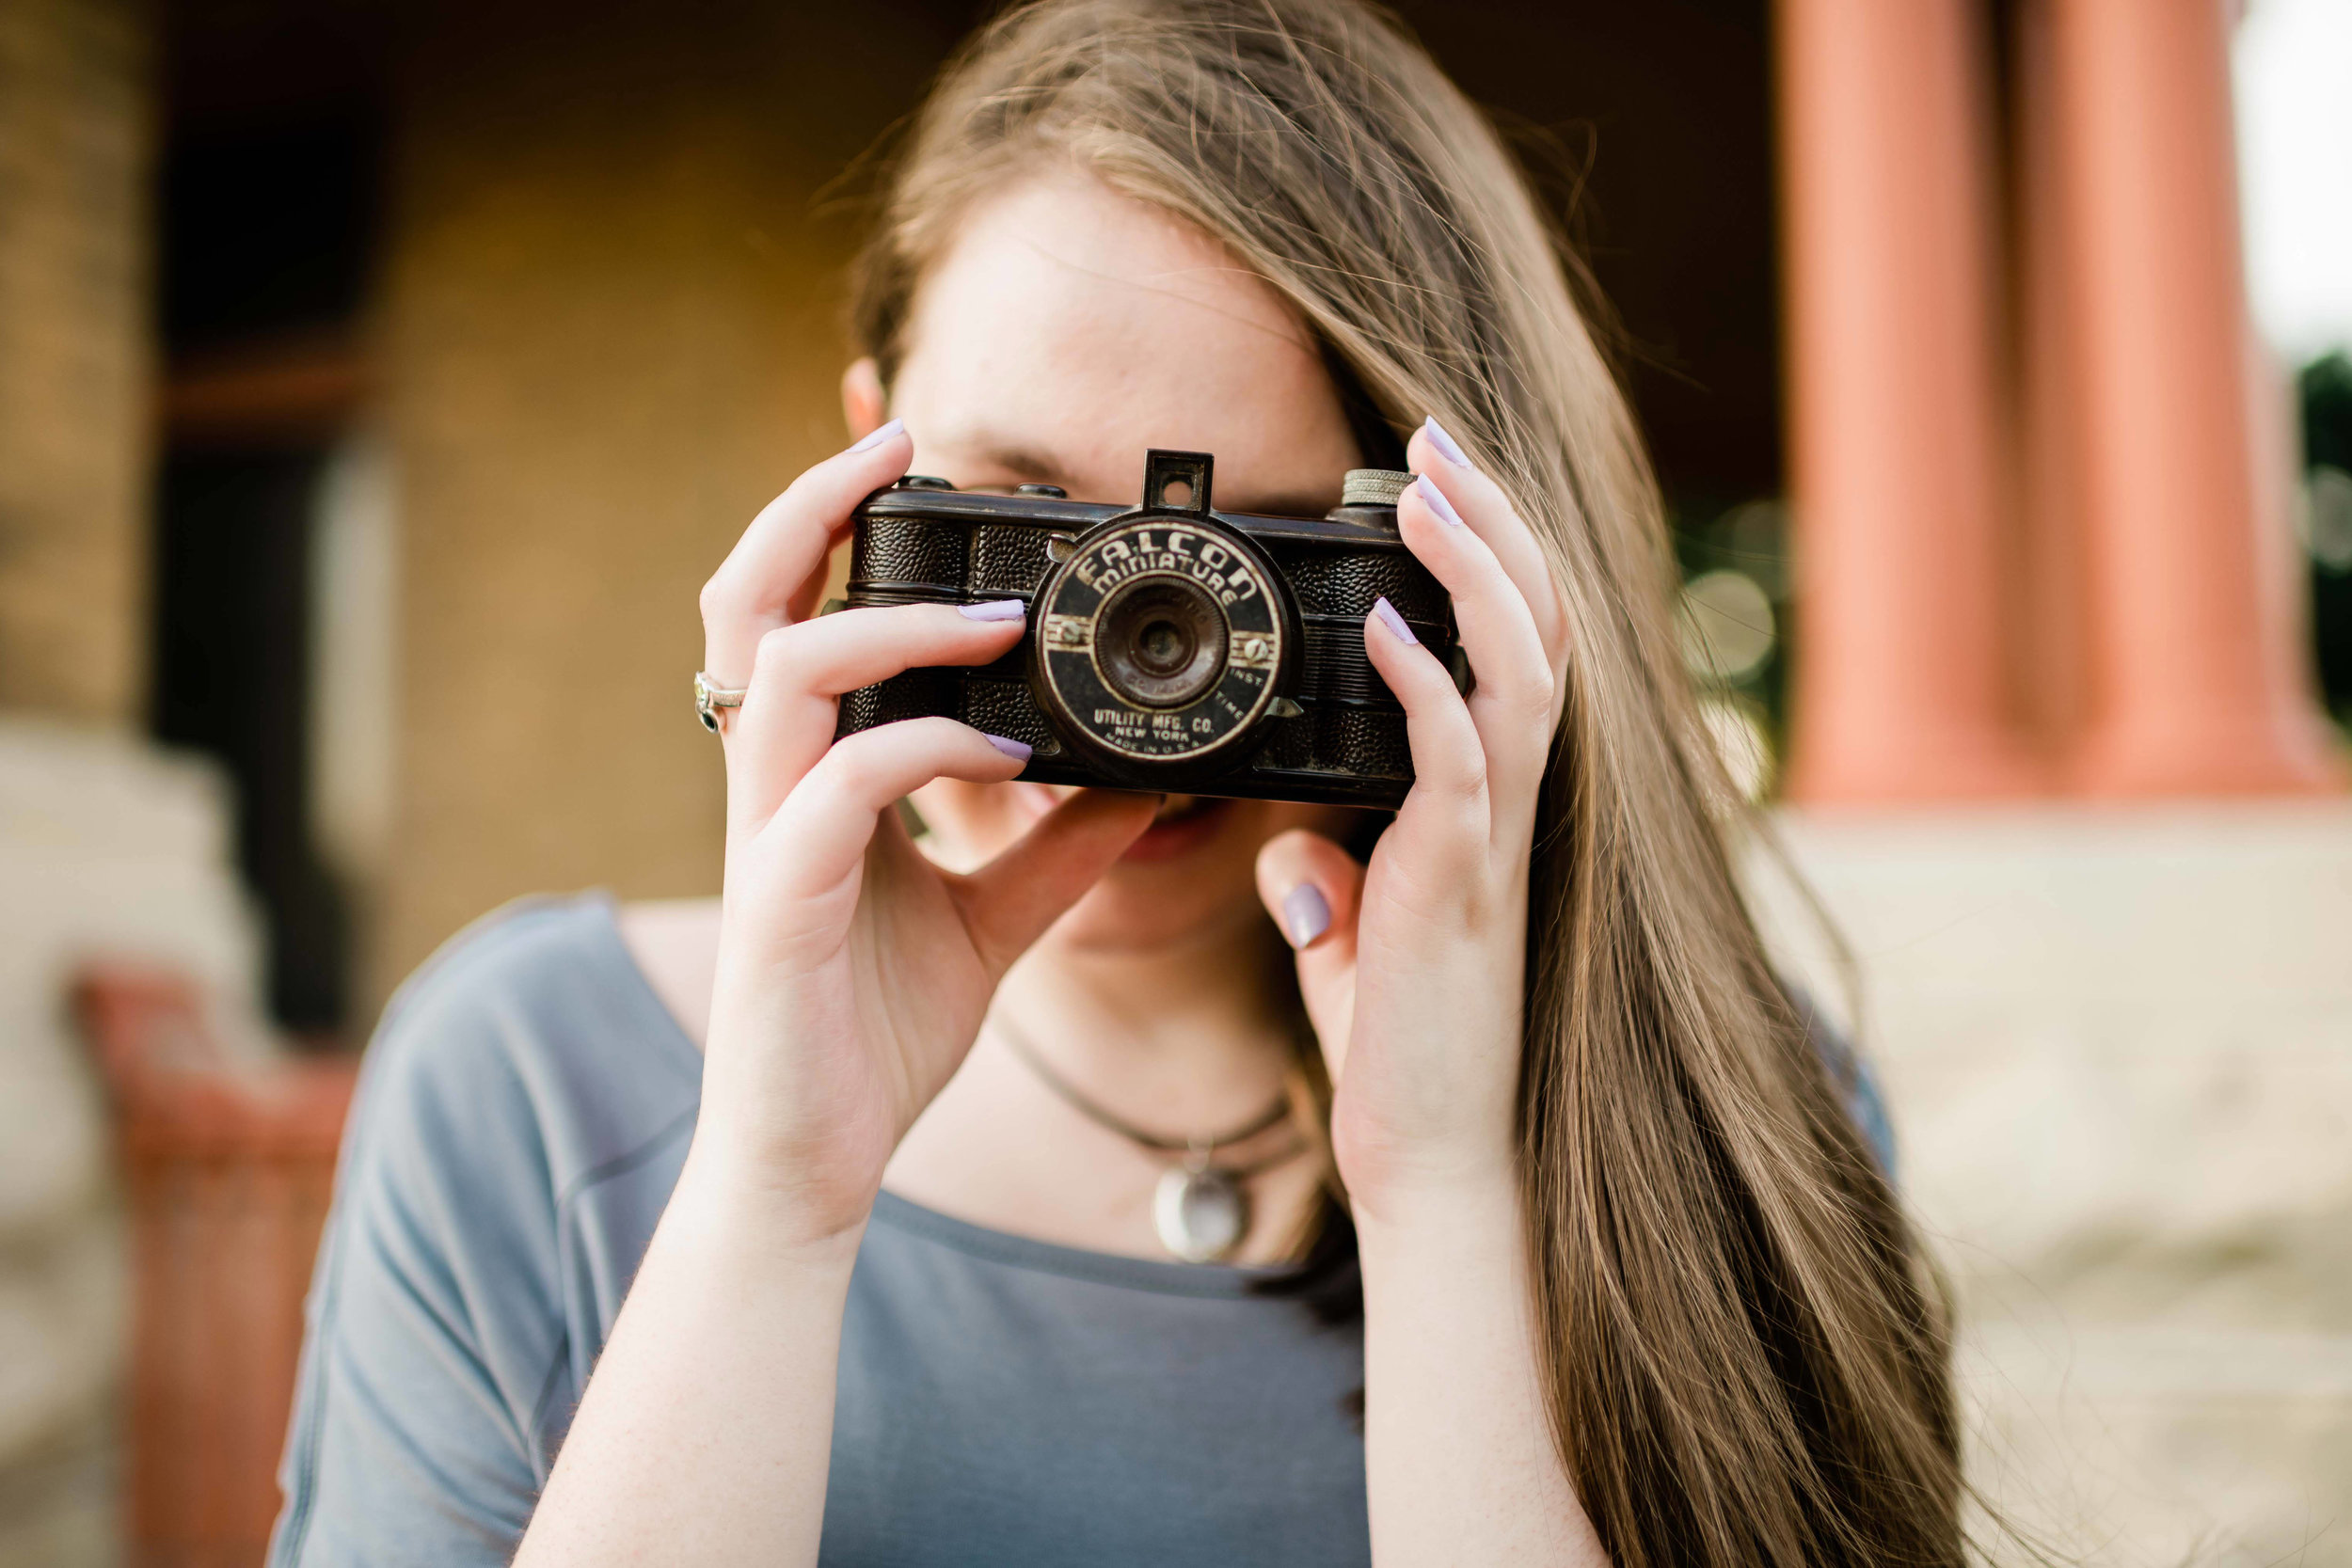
1339, 467, 1415, 507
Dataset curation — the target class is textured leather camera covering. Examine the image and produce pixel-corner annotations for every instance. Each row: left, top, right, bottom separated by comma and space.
972, 526, 1056, 594
1279, 548, 1446, 622
852, 518, 968, 592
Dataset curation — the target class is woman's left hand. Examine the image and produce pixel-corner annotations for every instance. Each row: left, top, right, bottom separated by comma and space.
1254, 418, 1573, 1221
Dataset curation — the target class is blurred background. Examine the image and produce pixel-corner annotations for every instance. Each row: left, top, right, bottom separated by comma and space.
0, 0, 2344, 1561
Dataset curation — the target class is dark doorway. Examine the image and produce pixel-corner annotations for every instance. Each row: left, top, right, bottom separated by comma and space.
151, 71, 387, 1033
151, 451, 349, 1030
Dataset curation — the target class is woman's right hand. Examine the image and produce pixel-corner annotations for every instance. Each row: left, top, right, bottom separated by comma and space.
688, 421, 1155, 1245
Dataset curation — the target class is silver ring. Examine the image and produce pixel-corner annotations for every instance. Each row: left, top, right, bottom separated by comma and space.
693, 671, 747, 733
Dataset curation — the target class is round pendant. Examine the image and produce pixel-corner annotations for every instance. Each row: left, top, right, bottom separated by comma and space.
1153, 1164, 1249, 1262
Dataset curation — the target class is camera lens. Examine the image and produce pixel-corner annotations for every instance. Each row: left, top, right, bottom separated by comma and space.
1030, 504, 1291, 780
1094, 577, 1228, 708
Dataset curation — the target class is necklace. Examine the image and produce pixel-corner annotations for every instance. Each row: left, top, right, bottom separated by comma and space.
992, 1014, 1304, 1263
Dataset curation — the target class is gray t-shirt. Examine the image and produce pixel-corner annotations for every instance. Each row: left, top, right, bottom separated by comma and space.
267, 892, 1892, 1567
266, 895, 1374, 1568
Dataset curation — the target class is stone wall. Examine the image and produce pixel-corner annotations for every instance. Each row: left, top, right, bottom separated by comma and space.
1752, 803, 2352, 1566
0, 0, 147, 724
373, 1, 954, 1002
0, 3, 157, 1559
0, 721, 266, 1567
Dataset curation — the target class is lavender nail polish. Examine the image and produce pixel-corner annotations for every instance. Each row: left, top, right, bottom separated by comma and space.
1370, 595, 1419, 645
959, 598, 1026, 622
1413, 473, 1466, 528
1422, 415, 1472, 469
850, 417, 906, 453
984, 733, 1033, 763
1282, 883, 1331, 949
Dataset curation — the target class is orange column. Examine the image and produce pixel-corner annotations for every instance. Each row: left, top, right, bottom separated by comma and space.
2011, 0, 2092, 763
2051, 0, 2340, 796
1776, 0, 2039, 803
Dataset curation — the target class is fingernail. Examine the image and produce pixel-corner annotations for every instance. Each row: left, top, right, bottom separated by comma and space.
1413, 473, 1465, 528
1370, 595, 1418, 645
960, 598, 1026, 622
1422, 416, 1472, 469
1281, 883, 1330, 949
984, 734, 1033, 762
849, 418, 906, 453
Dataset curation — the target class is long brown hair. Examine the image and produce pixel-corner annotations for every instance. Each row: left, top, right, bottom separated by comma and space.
849, 3, 1966, 1563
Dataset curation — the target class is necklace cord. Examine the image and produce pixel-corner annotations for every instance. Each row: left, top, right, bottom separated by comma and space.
992, 1014, 1295, 1155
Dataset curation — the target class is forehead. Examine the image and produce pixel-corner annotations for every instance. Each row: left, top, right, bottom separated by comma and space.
890, 174, 1357, 508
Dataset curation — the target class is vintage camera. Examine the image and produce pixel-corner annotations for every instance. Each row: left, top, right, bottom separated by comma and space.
835, 449, 1462, 809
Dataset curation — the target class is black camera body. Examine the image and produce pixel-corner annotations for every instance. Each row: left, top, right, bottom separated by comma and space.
836, 450, 1459, 809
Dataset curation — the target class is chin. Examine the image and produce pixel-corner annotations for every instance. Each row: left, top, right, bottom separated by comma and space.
1050, 792, 1274, 953
1049, 880, 1256, 953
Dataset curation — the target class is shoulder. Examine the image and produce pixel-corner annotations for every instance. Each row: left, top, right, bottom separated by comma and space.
273, 894, 694, 1564
346, 893, 702, 1228
297, 893, 702, 1465
374, 892, 661, 1063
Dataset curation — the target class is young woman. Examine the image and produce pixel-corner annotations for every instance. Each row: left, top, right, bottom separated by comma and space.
270, 2, 1963, 1565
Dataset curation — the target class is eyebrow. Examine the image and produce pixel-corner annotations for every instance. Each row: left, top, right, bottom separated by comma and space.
966, 441, 1073, 488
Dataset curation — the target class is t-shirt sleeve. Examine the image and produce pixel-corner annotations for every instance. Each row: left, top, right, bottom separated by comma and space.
1790, 985, 1898, 1179
267, 920, 574, 1568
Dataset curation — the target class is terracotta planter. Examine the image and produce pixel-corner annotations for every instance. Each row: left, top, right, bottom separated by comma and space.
75, 967, 358, 1568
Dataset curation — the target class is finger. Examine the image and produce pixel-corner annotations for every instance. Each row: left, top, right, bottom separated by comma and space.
752, 718, 1029, 900
727, 600, 1026, 831
1406, 417, 1569, 669
1365, 594, 1489, 846
1254, 829, 1364, 1083
1392, 467, 1557, 819
699, 420, 912, 687
952, 789, 1161, 976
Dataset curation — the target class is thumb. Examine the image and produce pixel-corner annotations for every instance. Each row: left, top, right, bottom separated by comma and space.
1255, 829, 1363, 1082
953, 788, 1159, 975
